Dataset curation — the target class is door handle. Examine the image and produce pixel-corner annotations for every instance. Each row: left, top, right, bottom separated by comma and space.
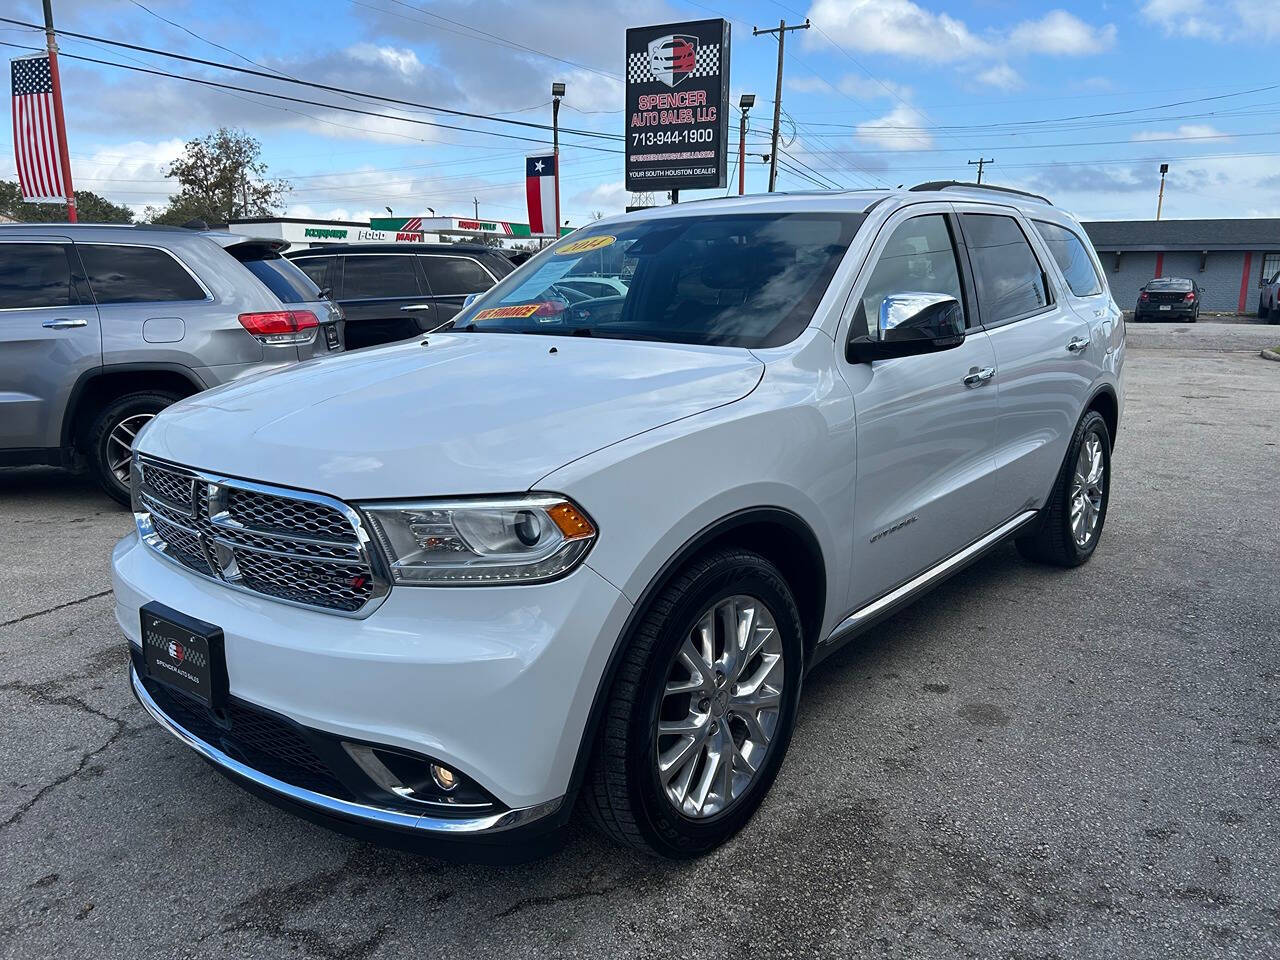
1066, 336, 1090, 353
400, 303, 433, 312
42, 317, 88, 329
963, 366, 996, 386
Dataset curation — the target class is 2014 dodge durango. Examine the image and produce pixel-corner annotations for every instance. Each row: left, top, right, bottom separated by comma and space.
113, 183, 1125, 860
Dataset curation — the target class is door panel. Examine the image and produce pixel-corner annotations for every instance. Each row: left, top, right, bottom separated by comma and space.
0, 240, 101, 450
845, 335, 1000, 610
956, 210, 1093, 510
840, 207, 1002, 611
338, 254, 429, 348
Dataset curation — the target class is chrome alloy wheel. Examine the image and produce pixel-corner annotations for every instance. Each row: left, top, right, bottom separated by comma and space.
107, 413, 154, 485
1070, 433, 1105, 547
655, 595, 786, 819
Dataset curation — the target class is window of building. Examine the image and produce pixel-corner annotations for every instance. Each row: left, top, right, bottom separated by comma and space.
1032, 221, 1103, 298
77, 244, 206, 304
960, 214, 1049, 324
0, 243, 79, 309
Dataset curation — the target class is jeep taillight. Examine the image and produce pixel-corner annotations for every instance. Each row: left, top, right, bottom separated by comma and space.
238, 310, 319, 345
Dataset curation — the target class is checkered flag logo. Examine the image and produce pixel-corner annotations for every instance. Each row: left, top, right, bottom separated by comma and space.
627, 41, 720, 87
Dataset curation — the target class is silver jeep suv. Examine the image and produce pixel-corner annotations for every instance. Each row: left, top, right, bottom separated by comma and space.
0, 224, 344, 503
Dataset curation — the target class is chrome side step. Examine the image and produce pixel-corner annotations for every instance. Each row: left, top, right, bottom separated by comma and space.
818, 510, 1038, 655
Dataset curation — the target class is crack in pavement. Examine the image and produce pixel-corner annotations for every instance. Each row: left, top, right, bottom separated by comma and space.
0, 589, 113, 628
492, 881, 620, 919
0, 669, 139, 833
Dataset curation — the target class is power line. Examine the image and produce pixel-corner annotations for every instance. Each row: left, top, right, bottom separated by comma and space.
0, 38, 625, 155
0, 17, 622, 142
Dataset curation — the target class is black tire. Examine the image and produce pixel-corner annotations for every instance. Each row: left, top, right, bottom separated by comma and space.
86, 391, 181, 506
1259, 298, 1268, 320
1016, 409, 1112, 568
581, 548, 804, 858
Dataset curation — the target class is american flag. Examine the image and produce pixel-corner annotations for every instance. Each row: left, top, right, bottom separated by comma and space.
11, 54, 68, 203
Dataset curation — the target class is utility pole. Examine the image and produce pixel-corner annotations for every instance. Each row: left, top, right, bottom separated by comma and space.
738, 93, 755, 196
551, 81, 564, 237
472, 197, 479, 220
753, 19, 809, 193
41, 0, 77, 221
968, 157, 994, 184
1156, 162, 1169, 220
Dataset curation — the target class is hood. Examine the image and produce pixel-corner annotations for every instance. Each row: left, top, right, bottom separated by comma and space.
138, 332, 763, 499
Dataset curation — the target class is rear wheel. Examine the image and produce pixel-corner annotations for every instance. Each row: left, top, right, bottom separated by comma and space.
582, 548, 804, 858
86, 391, 180, 506
1016, 409, 1111, 568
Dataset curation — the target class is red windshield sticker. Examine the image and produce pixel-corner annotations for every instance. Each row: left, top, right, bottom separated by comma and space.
472, 304, 542, 321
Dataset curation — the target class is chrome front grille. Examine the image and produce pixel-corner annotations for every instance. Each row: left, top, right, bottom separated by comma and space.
134, 457, 388, 616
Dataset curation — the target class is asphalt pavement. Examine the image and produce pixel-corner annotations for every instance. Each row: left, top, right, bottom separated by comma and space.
1, 322, 1277, 959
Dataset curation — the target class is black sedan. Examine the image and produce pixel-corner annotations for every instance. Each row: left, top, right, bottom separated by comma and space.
1133, 277, 1201, 322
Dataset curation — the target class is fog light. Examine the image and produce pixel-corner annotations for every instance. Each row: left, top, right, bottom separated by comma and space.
430, 764, 458, 792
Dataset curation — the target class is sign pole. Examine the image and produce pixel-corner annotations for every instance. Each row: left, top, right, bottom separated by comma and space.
41, 0, 76, 222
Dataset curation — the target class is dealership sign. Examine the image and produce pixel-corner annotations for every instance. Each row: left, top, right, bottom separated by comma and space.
370, 216, 572, 238
624, 18, 730, 192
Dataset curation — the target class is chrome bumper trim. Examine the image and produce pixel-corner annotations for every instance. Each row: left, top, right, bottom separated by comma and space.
130, 664, 563, 835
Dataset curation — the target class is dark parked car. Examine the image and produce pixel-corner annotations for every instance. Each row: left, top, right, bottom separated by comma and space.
286, 243, 513, 349
1133, 277, 1201, 322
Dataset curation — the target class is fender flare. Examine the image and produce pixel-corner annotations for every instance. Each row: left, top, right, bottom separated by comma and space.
60, 363, 205, 449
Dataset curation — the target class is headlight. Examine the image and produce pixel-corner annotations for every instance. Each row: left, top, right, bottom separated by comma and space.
360, 495, 596, 586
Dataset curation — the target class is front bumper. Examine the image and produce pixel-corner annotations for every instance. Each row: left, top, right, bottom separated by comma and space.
113, 531, 632, 841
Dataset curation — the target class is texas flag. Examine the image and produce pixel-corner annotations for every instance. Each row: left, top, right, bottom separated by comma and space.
525, 154, 557, 237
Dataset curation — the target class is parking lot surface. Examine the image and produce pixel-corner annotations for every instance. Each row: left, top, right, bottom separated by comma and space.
2, 323, 1277, 959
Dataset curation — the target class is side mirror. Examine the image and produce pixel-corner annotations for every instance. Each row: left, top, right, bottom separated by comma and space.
846, 292, 966, 364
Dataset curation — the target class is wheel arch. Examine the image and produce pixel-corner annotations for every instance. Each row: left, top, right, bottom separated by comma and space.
1086, 384, 1119, 450
62, 364, 204, 450
563, 506, 827, 811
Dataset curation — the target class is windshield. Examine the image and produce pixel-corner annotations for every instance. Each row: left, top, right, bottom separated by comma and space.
452, 212, 865, 347
1146, 278, 1192, 292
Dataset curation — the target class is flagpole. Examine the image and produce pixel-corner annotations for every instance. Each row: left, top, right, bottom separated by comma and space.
551, 81, 563, 239
42, 0, 77, 222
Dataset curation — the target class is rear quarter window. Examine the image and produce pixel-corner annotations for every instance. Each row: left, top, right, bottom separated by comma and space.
236, 253, 322, 304
1032, 221, 1102, 298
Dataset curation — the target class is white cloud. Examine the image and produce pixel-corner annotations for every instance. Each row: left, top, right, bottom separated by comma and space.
1008, 10, 1116, 55
974, 64, 1024, 91
804, 0, 991, 61
856, 104, 933, 151
346, 44, 424, 76
1132, 124, 1232, 142
788, 73, 913, 101
1139, 0, 1280, 40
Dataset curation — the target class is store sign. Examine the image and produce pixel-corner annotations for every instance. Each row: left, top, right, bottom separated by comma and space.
624, 18, 730, 192
303, 227, 348, 240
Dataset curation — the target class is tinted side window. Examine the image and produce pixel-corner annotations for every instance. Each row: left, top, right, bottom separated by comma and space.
421, 256, 492, 295
341, 255, 422, 299
1033, 221, 1102, 298
78, 244, 206, 304
0, 243, 78, 309
857, 214, 965, 336
961, 214, 1048, 324
292, 256, 337, 293
238, 254, 321, 304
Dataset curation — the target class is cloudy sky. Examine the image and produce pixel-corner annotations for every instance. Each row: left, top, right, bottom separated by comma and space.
3, 0, 1279, 225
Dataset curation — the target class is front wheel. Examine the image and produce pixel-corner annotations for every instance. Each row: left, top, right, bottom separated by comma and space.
582, 548, 804, 858
86, 391, 181, 506
1016, 409, 1112, 567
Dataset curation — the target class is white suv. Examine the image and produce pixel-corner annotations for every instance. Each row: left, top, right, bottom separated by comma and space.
113, 183, 1124, 860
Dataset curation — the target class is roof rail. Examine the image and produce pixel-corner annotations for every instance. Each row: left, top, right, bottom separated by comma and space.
908, 180, 1052, 206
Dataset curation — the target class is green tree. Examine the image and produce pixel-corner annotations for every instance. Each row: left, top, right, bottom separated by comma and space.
145, 127, 290, 225
0, 179, 134, 223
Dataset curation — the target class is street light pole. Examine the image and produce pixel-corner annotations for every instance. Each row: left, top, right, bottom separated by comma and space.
552, 81, 565, 238
1156, 163, 1169, 221
738, 94, 755, 196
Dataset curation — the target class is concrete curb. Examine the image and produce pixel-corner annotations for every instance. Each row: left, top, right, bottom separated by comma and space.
1262, 347, 1280, 362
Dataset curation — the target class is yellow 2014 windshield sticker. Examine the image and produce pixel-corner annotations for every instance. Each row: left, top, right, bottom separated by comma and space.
472, 304, 542, 321
555, 235, 616, 255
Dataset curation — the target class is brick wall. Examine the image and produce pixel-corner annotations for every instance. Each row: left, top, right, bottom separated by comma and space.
1098, 249, 1258, 313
